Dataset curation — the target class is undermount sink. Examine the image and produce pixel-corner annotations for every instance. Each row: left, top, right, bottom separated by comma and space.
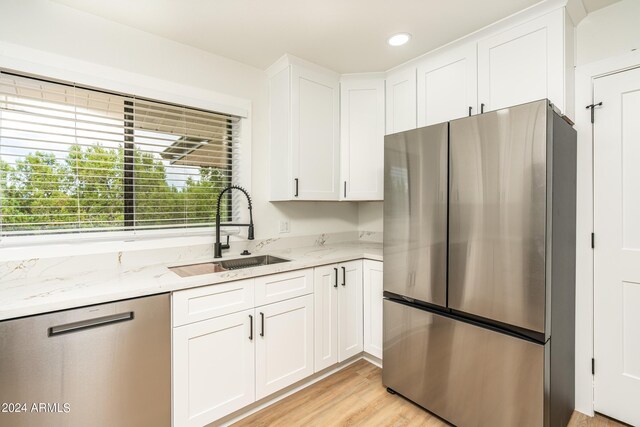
218, 255, 290, 270
169, 255, 290, 278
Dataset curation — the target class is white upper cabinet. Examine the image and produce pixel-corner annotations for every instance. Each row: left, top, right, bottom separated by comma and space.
340, 75, 385, 201
417, 42, 478, 126
385, 67, 417, 134
477, 9, 565, 114
269, 55, 340, 201
268, 8, 574, 203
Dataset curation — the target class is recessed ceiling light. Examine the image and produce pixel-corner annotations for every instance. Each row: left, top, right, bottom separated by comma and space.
388, 33, 411, 47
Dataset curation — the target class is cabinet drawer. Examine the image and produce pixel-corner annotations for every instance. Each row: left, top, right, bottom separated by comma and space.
173, 279, 254, 327
255, 269, 314, 306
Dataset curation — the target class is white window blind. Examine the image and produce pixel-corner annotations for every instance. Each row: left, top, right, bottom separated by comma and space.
0, 70, 241, 236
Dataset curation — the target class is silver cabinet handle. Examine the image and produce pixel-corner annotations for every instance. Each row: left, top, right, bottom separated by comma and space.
48, 312, 134, 337
342, 266, 346, 286
334, 267, 338, 288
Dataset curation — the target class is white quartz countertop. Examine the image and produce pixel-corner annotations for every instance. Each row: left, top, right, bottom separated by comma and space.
0, 240, 382, 321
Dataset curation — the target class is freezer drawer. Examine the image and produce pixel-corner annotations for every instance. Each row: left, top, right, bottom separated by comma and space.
0, 294, 170, 427
383, 123, 448, 307
382, 299, 544, 427
449, 100, 548, 333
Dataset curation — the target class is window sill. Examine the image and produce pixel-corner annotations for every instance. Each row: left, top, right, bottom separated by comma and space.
0, 227, 243, 261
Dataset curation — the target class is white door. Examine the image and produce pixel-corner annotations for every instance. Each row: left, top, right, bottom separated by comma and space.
385, 67, 417, 134
338, 260, 363, 361
363, 260, 384, 360
255, 294, 314, 400
417, 42, 477, 126
477, 9, 564, 113
291, 64, 340, 200
173, 309, 255, 427
594, 66, 640, 426
340, 76, 385, 200
314, 264, 338, 372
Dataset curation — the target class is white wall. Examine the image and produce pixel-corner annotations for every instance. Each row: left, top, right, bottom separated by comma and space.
358, 202, 383, 233
0, 0, 359, 247
576, 0, 640, 67
572, 0, 640, 415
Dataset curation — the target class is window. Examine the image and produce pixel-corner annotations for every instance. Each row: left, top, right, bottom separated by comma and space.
0, 71, 241, 236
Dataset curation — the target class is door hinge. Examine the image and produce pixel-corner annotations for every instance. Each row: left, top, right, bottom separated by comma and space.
592, 358, 595, 375
591, 233, 595, 249
586, 102, 603, 124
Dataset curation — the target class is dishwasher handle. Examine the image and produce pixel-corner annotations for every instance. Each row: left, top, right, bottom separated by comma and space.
48, 311, 134, 337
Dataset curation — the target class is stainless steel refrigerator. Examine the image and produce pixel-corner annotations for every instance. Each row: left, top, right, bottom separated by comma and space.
382, 99, 576, 427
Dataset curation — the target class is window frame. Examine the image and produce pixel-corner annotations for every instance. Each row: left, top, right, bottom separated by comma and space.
0, 69, 251, 247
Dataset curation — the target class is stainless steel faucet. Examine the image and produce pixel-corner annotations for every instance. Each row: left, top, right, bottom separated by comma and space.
214, 185, 255, 258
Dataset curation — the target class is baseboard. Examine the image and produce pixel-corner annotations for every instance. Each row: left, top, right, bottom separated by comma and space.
362, 352, 382, 368
212, 353, 382, 426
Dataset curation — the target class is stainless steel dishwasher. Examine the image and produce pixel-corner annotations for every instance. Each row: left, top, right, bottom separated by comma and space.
0, 293, 170, 427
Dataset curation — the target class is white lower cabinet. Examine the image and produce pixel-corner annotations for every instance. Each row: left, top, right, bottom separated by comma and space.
314, 264, 339, 371
338, 260, 364, 361
172, 268, 314, 427
314, 260, 363, 372
255, 294, 315, 399
173, 309, 255, 427
173, 260, 377, 426
363, 260, 384, 359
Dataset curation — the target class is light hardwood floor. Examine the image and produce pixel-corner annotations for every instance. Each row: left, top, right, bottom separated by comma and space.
232, 359, 627, 427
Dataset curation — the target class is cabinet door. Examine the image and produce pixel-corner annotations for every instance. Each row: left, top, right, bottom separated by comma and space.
291, 65, 340, 200
478, 9, 564, 113
385, 67, 417, 134
255, 294, 314, 399
340, 76, 385, 200
314, 264, 339, 372
173, 310, 255, 427
417, 43, 477, 126
338, 260, 363, 361
363, 260, 384, 359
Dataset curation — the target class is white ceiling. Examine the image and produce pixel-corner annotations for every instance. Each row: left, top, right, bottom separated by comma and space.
581, 0, 621, 13
52, 0, 622, 73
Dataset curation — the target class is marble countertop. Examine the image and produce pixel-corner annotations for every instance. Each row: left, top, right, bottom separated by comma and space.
0, 240, 382, 321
